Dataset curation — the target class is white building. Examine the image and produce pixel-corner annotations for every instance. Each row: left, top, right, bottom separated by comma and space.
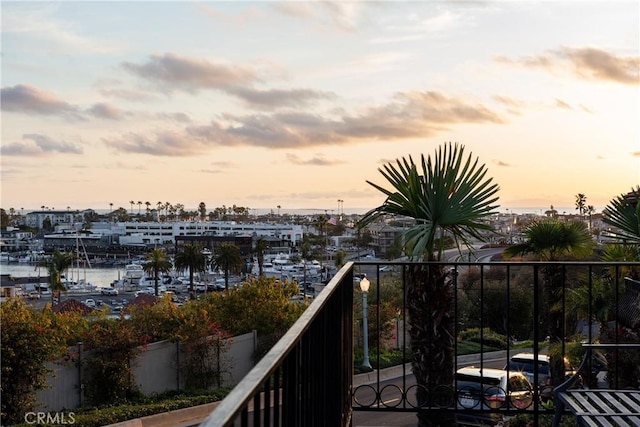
116, 221, 304, 246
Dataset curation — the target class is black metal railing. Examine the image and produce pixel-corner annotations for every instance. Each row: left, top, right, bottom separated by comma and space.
200, 262, 355, 427
202, 260, 640, 426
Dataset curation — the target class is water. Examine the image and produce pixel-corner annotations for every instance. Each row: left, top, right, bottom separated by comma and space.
0, 263, 124, 288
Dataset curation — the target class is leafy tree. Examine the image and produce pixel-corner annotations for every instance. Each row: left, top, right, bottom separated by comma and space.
0, 208, 9, 228
204, 277, 307, 359
252, 237, 269, 276
128, 295, 181, 342
81, 318, 143, 405
211, 243, 244, 290
42, 216, 53, 232
172, 303, 231, 389
142, 248, 172, 296
198, 201, 207, 220
174, 243, 207, 299
1, 301, 69, 424
385, 234, 404, 260
361, 142, 499, 426
334, 250, 347, 269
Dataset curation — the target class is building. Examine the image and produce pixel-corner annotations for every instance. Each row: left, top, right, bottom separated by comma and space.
117, 221, 304, 247
25, 210, 87, 230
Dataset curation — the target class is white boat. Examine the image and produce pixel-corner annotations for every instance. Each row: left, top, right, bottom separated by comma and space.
124, 264, 144, 280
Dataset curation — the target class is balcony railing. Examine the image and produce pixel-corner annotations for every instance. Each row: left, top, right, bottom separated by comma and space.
201, 260, 640, 426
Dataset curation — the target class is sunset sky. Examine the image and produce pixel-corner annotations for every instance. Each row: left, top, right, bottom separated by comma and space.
2, 1, 639, 215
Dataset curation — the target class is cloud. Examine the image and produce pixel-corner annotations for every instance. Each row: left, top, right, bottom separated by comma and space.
492, 160, 512, 167
87, 102, 124, 120
271, 1, 367, 32
156, 112, 192, 123
104, 89, 504, 155
121, 53, 260, 92
495, 46, 640, 85
1, 134, 84, 156
103, 130, 210, 156
633, 152, 640, 157
492, 95, 525, 108
1, 84, 79, 116
285, 153, 345, 166
554, 99, 571, 110
227, 87, 336, 109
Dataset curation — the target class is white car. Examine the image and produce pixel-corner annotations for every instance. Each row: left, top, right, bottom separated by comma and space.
100, 287, 118, 296
84, 299, 96, 308
455, 366, 533, 426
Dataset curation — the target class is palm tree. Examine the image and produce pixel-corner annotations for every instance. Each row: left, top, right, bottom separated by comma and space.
137, 201, 142, 215
504, 218, 593, 386
142, 248, 172, 296
602, 186, 640, 247
129, 200, 135, 215
174, 243, 207, 299
575, 193, 587, 219
211, 243, 244, 291
252, 237, 269, 276
39, 250, 75, 304
361, 142, 499, 426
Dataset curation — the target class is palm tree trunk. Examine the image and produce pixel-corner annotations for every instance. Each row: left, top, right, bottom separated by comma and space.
408, 264, 455, 427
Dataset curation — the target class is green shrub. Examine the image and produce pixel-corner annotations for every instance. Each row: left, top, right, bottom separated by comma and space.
458, 327, 507, 349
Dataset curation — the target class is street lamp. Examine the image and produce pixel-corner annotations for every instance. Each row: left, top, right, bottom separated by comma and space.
360, 276, 372, 370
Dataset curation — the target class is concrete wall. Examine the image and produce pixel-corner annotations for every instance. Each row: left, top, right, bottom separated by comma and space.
36, 332, 256, 412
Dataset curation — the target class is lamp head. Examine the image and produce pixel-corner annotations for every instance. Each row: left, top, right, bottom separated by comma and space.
359, 276, 370, 292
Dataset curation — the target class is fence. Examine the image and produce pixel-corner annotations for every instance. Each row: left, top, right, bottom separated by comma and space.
36, 331, 257, 412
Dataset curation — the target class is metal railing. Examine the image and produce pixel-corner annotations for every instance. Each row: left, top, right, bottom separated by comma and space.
200, 262, 355, 427
202, 260, 640, 426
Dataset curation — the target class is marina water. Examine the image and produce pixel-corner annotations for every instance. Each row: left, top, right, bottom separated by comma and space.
1, 263, 123, 288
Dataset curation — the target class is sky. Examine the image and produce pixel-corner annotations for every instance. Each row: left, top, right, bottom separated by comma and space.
1, 1, 639, 216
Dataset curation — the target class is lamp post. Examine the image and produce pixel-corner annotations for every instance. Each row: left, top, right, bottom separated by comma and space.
360, 276, 372, 370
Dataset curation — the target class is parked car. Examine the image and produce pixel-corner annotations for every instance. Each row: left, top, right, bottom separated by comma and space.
504, 352, 576, 400
100, 287, 118, 296
455, 366, 533, 426
27, 291, 41, 300
83, 298, 96, 308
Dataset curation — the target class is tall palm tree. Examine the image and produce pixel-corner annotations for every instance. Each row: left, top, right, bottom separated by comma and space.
504, 218, 593, 386
137, 201, 142, 215
39, 250, 75, 304
361, 143, 499, 427
252, 237, 269, 276
211, 243, 244, 291
174, 243, 207, 299
142, 248, 172, 296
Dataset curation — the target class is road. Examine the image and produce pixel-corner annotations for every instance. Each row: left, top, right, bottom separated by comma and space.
352, 352, 507, 426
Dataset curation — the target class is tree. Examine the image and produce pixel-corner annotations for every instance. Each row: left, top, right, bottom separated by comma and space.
575, 193, 587, 219
211, 243, 244, 291
334, 250, 346, 269
39, 249, 74, 304
129, 200, 135, 215
198, 202, 207, 221
361, 142, 499, 426
137, 201, 142, 215
142, 248, 172, 296
1, 301, 71, 424
602, 186, 640, 246
174, 243, 207, 299
252, 237, 269, 276
503, 218, 593, 386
